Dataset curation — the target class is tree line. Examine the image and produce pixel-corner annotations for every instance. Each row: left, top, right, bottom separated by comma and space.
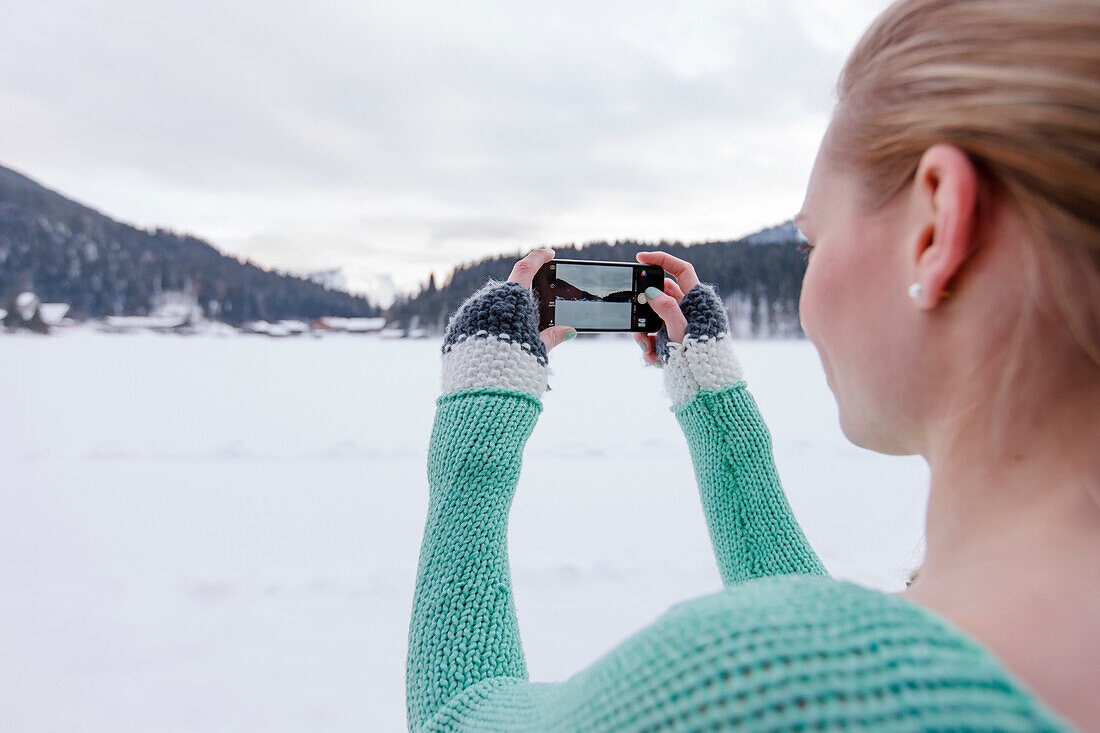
384, 227, 810, 338
0, 163, 809, 335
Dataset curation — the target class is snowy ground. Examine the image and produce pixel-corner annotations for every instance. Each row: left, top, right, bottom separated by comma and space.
0, 330, 929, 732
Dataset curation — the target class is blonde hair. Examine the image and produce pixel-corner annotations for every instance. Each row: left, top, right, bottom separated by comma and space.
828, 0, 1100, 375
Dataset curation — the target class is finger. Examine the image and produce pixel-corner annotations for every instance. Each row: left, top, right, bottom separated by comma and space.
540, 325, 577, 352
663, 279, 685, 301
632, 332, 657, 362
509, 248, 555, 289
636, 251, 700, 294
645, 286, 687, 344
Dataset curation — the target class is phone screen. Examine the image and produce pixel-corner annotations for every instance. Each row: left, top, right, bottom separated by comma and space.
554, 263, 634, 329
533, 259, 664, 332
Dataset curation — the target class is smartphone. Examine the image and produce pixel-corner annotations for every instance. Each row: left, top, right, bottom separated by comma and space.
532, 258, 665, 333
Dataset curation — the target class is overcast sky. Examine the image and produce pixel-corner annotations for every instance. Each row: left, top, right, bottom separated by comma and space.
1, 0, 890, 306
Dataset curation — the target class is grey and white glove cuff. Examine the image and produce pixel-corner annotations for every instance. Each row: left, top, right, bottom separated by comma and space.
653, 282, 745, 406
440, 279, 551, 399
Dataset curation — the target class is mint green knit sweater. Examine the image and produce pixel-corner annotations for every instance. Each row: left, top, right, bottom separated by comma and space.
405, 279, 1076, 732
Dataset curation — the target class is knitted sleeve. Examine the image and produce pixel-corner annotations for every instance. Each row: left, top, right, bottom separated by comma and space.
406, 278, 549, 732
654, 283, 828, 586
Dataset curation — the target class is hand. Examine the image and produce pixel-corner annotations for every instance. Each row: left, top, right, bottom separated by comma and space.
508, 248, 577, 352
631, 251, 702, 366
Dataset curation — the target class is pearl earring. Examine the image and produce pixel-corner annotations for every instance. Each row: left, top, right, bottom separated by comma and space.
907, 282, 922, 300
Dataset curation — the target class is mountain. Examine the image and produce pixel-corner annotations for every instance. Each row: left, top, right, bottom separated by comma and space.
387, 221, 810, 338
351, 270, 399, 310
303, 267, 348, 292
0, 164, 381, 324
741, 220, 803, 246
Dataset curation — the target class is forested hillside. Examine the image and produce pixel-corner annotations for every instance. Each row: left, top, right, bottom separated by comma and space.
0, 165, 382, 324
0, 163, 809, 336
388, 224, 810, 338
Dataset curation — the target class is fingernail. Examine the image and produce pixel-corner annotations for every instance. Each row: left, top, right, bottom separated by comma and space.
655, 359, 664, 369
638, 342, 646, 352
645, 286, 660, 299
564, 330, 576, 341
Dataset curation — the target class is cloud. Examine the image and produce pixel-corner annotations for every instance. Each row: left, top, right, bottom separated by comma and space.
0, 0, 891, 298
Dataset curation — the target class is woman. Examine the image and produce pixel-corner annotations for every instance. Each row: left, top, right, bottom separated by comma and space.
405, 0, 1099, 729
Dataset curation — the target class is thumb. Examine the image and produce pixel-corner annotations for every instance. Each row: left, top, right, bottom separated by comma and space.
540, 325, 578, 352
644, 286, 687, 343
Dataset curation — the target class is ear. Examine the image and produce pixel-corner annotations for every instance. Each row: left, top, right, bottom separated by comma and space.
908, 143, 978, 310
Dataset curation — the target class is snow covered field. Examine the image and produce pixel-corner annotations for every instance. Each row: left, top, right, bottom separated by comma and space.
1, 330, 929, 732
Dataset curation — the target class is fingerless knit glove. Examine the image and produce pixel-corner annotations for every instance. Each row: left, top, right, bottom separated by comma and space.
652, 282, 745, 406
440, 278, 552, 398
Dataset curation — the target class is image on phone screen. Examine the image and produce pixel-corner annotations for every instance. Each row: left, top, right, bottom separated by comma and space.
553, 263, 635, 329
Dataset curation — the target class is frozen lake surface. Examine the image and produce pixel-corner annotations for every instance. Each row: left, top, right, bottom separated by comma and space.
0, 330, 929, 731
